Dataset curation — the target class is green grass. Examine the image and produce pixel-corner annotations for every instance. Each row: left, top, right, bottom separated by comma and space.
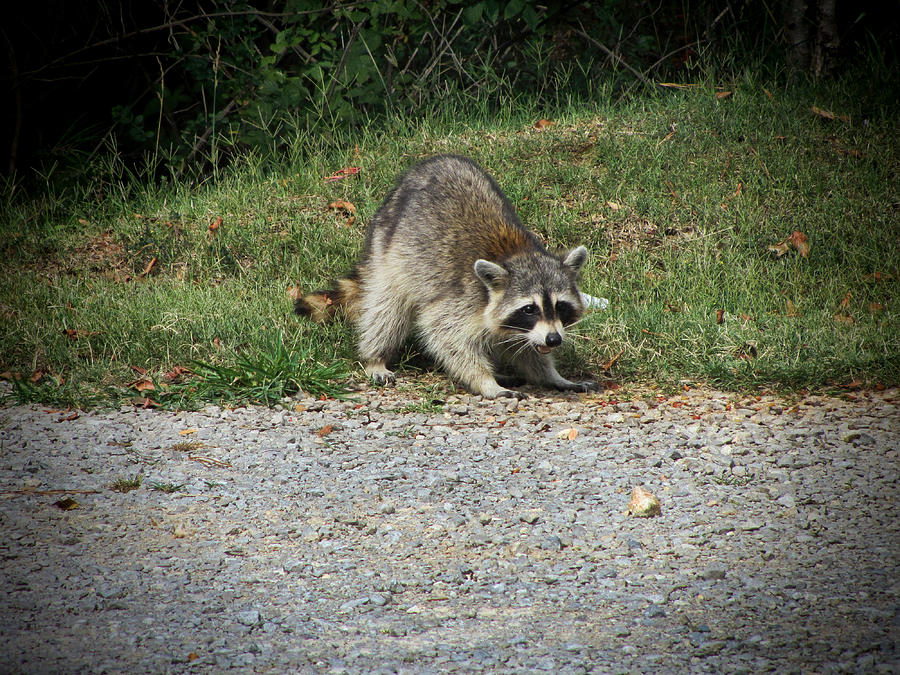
110, 474, 143, 493
1, 67, 897, 407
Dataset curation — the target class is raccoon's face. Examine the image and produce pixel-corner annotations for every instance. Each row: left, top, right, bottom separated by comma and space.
498, 291, 583, 354
475, 246, 587, 355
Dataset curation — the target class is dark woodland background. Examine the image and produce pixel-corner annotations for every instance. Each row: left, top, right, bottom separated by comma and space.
3, 0, 897, 178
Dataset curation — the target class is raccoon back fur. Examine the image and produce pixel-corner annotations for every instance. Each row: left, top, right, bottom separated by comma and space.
295, 154, 598, 399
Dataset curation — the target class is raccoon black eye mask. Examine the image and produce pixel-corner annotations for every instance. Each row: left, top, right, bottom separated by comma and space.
295, 154, 600, 399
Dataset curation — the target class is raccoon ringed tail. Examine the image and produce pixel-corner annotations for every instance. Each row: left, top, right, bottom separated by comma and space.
294, 276, 361, 323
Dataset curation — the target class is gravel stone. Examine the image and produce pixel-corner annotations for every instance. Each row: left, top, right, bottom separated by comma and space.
1, 386, 897, 673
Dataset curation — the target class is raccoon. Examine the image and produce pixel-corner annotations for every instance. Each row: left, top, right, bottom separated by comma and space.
295, 154, 598, 399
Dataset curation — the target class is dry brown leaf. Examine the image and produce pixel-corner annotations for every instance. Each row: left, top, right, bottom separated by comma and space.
834, 313, 855, 325
862, 272, 894, 283
131, 379, 155, 392
606, 201, 622, 211
786, 299, 800, 317
327, 200, 357, 227
29, 369, 44, 383
534, 118, 555, 129
763, 88, 773, 100
209, 216, 222, 236
600, 348, 625, 372
54, 497, 80, 511
628, 486, 661, 517
715, 309, 725, 324
839, 291, 852, 309
317, 424, 334, 437
557, 428, 579, 440
715, 90, 733, 99
811, 105, 849, 122
868, 302, 885, 313
163, 365, 192, 382
790, 230, 810, 258
178, 428, 198, 436
768, 241, 790, 257
139, 257, 158, 277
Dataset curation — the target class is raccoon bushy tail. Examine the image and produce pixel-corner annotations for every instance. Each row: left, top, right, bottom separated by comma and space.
294, 271, 362, 323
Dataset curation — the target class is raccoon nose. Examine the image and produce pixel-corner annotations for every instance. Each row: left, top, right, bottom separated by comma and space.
545, 332, 562, 347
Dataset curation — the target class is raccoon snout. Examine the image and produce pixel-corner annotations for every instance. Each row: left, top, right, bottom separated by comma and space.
545, 332, 562, 348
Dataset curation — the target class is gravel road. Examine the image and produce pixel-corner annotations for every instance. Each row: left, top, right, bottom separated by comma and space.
1, 384, 898, 674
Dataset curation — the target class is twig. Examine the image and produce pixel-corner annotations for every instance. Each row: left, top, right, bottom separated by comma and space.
325, 20, 364, 104
2, 488, 101, 497
576, 21, 661, 90
178, 97, 244, 177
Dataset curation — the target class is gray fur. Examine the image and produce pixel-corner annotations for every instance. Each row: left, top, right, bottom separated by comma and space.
331, 154, 597, 398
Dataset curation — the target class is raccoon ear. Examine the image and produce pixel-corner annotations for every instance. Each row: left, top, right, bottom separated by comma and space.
474, 259, 508, 290
563, 246, 588, 273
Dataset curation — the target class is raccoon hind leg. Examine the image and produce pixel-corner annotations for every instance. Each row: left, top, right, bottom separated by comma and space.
354, 278, 414, 385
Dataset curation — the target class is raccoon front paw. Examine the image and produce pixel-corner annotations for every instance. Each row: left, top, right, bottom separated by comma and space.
557, 380, 601, 393
477, 380, 528, 400
365, 363, 396, 386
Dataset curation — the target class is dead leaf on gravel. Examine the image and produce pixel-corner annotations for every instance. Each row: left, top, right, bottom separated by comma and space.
628, 486, 661, 517
53, 497, 80, 511
317, 424, 334, 437
557, 428, 579, 440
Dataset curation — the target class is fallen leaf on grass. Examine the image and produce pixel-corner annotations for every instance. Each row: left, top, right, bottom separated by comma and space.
327, 200, 356, 227
130, 379, 156, 392
324, 167, 360, 181
789, 231, 810, 257
209, 216, 222, 236
600, 348, 625, 372
786, 299, 801, 317
534, 118, 555, 130
62, 328, 102, 340
138, 257, 158, 277
811, 105, 849, 122
862, 272, 894, 283
734, 343, 758, 360
132, 397, 160, 408
868, 302, 885, 314
834, 313, 855, 325
768, 230, 810, 258
715, 309, 725, 324
164, 365, 193, 382
715, 90, 733, 99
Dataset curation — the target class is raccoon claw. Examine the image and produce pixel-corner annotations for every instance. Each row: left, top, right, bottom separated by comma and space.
557, 380, 601, 393
365, 364, 396, 386
496, 388, 528, 400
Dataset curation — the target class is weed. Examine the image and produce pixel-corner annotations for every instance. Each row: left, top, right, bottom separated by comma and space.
169, 441, 205, 453
712, 470, 755, 487
110, 474, 143, 493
